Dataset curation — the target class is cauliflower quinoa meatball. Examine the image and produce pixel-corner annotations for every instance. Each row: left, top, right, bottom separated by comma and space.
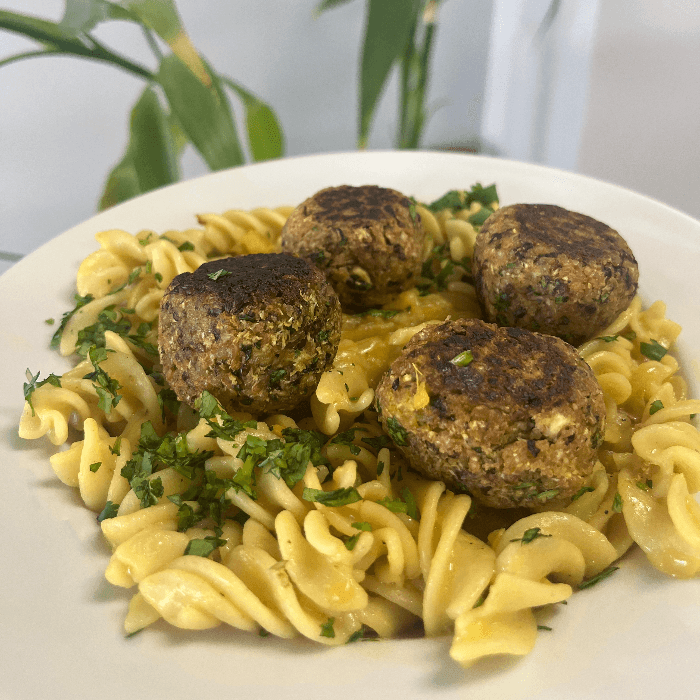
473, 203, 639, 345
280, 184, 425, 310
159, 253, 342, 415
374, 318, 606, 510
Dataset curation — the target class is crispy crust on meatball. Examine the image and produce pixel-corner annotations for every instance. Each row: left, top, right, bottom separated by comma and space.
374, 318, 606, 509
280, 184, 425, 309
473, 204, 639, 345
159, 253, 341, 414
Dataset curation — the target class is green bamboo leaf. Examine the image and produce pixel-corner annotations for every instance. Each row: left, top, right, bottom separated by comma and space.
0, 9, 88, 49
98, 155, 140, 211
158, 54, 245, 171
0, 8, 153, 79
129, 86, 179, 191
122, 0, 210, 85
61, 0, 131, 33
223, 79, 284, 162
99, 85, 180, 209
359, 0, 417, 148
314, 0, 357, 15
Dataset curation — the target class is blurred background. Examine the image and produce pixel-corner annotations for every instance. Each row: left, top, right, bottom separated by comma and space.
1, 0, 699, 275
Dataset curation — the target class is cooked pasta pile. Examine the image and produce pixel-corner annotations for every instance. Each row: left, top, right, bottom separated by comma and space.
18, 189, 700, 667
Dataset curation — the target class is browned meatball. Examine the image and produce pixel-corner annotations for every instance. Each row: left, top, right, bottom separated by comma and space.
472, 204, 639, 345
374, 318, 605, 509
280, 184, 425, 309
159, 253, 341, 414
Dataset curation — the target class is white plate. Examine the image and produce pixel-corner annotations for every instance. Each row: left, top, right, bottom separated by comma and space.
2, 151, 699, 700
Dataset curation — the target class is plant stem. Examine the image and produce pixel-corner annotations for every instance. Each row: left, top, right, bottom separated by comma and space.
0, 11, 154, 81
69, 35, 156, 80
397, 0, 437, 149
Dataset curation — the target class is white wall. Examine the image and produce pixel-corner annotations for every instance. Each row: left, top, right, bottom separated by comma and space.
577, 0, 700, 220
0, 0, 493, 258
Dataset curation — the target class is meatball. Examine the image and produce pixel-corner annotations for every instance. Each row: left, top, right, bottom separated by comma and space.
374, 318, 605, 509
472, 203, 639, 345
159, 253, 341, 414
280, 184, 425, 309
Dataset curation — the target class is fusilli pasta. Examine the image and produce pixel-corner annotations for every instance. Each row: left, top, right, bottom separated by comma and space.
18, 188, 700, 669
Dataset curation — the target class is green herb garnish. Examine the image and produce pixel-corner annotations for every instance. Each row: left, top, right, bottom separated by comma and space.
511, 527, 551, 544
578, 566, 619, 590
83, 346, 122, 413
23, 369, 61, 415
649, 400, 664, 415
207, 268, 232, 281
184, 534, 227, 558
50, 293, 94, 349
385, 417, 409, 446
320, 617, 336, 638
450, 350, 473, 367
640, 339, 668, 361
97, 501, 119, 522
612, 492, 623, 513
302, 487, 362, 507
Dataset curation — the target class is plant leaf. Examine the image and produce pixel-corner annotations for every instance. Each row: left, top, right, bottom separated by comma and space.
223, 78, 284, 162
61, 0, 131, 33
314, 0, 357, 15
98, 154, 140, 211
129, 85, 179, 191
121, 0, 210, 85
358, 0, 417, 148
99, 85, 180, 209
158, 54, 245, 171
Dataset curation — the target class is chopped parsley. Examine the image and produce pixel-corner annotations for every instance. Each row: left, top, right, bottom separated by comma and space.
269, 369, 287, 387
355, 307, 403, 319
184, 533, 227, 558
571, 485, 595, 501
109, 437, 122, 456
23, 369, 61, 415
302, 487, 362, 507
121, 421, 214, 512
50, 293, 94, 350
450, 350, 473, 367
649, 400, 664, 415
425, 183, 498, 214
385, 417, 409, 446
511, 527, 551, 544
195, 391, 258, 442
74, 306, 157, 358
578, 566, 619, 590
612, 492, 623, 513
320, 617, 336, 638
97, 500, 120, 522
207, 268, 232, 281
376, 487, 419, 519
330, 428, 363, 455
417, 243, 455, 294
361, 434, 391, 451
344, 534, 361, 550
346, 625, 378, 643
83, 346, 122, 413
640, 339, 668, 361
